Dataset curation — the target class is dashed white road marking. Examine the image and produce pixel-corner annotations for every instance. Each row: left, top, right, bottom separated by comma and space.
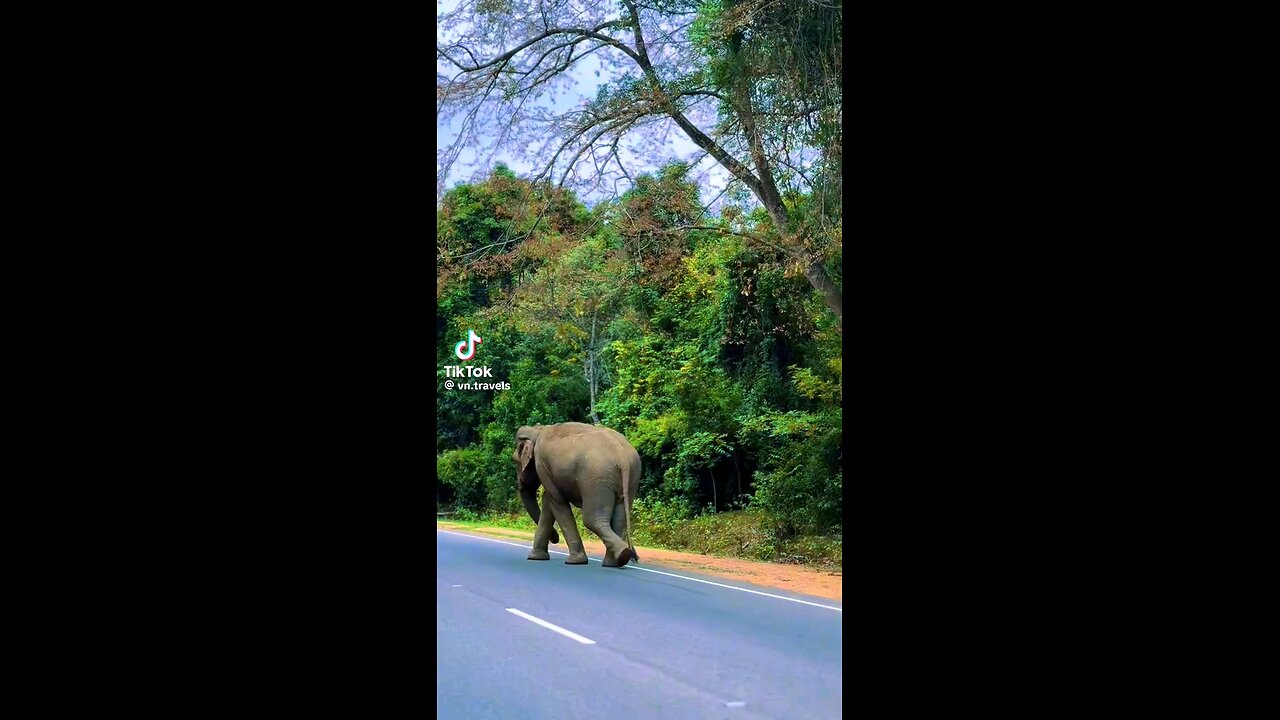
437, 529, 842, 613
452, 584, 462, 587
505, 608, 597, 645
726, 701, 747, 707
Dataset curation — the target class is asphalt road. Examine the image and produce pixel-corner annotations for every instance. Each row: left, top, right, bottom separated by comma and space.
437, 529, 843, 720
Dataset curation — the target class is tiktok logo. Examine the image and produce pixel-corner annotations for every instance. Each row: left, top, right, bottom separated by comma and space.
444, 328, 502, 388
455, 329, 482, 361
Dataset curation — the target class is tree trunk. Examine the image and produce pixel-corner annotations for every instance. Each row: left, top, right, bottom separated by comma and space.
587, 309, 601, 424
731, 75, 843, 337
804, 259, 843, 333
734, 450, 742, 501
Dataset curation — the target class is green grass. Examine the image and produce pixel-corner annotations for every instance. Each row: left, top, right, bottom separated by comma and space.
438, 506, 841, 569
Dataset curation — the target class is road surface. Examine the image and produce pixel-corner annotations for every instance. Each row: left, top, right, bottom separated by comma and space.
437, 529, 843, 720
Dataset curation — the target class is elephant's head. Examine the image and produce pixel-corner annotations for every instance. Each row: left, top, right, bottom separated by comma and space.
513, 424, 542, 483
513, 424, 554, 538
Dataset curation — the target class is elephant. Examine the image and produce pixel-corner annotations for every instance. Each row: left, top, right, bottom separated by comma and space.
513, 422, 641, 568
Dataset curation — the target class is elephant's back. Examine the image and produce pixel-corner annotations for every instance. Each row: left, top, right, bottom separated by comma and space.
607, 429, 642, 465
544, 424, 641, 491
599, 427, 642, 489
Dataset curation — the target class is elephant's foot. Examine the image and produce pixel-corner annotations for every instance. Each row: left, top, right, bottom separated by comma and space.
565, 541, 589, 565
604, 548, 634, 566
602, 546, 634, 568
527, 548, 550, 561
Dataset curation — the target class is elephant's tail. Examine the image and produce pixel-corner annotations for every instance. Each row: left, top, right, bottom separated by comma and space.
621, 465, 638, 564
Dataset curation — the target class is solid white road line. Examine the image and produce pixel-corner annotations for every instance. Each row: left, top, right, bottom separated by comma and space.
505, 608, 597, 644
614, 563, 843, 612
437, 529, 843, 613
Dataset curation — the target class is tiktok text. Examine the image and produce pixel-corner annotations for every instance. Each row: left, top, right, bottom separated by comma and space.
442, 365, 495, 377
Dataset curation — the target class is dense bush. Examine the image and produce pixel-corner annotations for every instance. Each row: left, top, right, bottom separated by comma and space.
437, 443, 521, 514
437, 450, 487, 511
452, 504, 841, 568
745, 410, 843, 538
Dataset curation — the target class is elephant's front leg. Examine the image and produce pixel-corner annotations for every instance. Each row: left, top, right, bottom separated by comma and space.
527, 495, 558, 561
546, 498, 589, 565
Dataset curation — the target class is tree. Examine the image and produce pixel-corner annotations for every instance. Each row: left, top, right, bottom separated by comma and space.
505, 231, 626, 423
437, 0, 842, 332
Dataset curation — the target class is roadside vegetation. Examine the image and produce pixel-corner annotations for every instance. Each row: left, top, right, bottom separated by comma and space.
442, 501, 841, 570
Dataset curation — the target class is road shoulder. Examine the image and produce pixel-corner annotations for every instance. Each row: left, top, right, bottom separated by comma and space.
437, 521, 843, 602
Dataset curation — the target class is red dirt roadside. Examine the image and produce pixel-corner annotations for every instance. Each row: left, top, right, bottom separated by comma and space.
437, 522, 843, 602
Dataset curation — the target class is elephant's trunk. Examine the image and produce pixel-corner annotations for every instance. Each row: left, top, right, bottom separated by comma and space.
519, 483, 541, 526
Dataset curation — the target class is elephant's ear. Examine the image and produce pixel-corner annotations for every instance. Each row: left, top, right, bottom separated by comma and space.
517, 439, 534, 481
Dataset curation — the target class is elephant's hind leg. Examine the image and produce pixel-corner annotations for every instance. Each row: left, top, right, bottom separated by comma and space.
602, 501, 634, 568
547, 498, 588, 565
586, 495, 630, 568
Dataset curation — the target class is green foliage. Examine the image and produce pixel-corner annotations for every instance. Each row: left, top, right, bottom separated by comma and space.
467, 504, 841, 567
790, 363, 841, 405
437, 445, 522, 514
437, 450, 488, 511
742, 410, 842, 538
452, 507, 481, 523
690, 1, 725, 56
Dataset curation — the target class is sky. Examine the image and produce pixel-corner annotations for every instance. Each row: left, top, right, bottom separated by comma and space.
436, 1, 735, 210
